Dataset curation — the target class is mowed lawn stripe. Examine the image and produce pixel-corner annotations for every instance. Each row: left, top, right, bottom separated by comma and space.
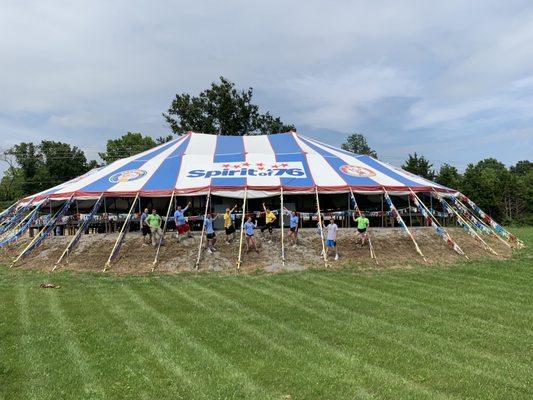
284, 273, 532, 396
124, 284, 274, 400
314, 272, 533, 370
153, 280, 360, 400
245, 276, 529, 399
196, 278, 456, 400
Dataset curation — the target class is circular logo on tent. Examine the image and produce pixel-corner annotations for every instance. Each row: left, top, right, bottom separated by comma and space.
339, 165, 376, 177
109, 169, 147, 183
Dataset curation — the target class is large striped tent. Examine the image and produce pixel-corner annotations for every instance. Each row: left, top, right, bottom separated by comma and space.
23, 132, 453, 202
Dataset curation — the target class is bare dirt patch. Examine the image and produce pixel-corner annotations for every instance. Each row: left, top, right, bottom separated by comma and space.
0, 227, 513, 275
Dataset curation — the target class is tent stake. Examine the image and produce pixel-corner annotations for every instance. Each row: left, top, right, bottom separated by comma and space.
236, 188, 248, 270
315, 187, 328, 268
383, 188, 427, 262
409, 189, 468, 259
54, 194, 104, 270
194, 189, 211, 271
103, 193, 139, 272
280, 187, 285, 267
153, 191, 176, 271
433, 190, 498, 256
349, 187, 378, 264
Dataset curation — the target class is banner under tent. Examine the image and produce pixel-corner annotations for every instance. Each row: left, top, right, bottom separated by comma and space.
0, 131, 523, 271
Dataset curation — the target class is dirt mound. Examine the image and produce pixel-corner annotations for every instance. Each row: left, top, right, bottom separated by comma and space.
0, 227, 512, 274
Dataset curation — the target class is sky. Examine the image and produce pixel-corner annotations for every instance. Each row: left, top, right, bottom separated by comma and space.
1, 0, 532, 173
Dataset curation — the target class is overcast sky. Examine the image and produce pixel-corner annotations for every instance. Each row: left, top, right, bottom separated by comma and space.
1, 0, 532, 172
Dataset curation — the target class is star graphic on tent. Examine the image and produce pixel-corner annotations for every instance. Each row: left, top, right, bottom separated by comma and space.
256, 162, 264, 167
233, 164, 241, 169
281, 163, 289, 167
222, 164, 230, 168
242, 162, 250, 167
271, 163, 279, 169
258, 166, 265, 170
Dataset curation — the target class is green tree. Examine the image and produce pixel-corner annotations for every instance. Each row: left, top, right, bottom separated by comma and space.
435, 163, 462, 189
402, 153, 435, 180
99, 132, 157, 164
163, 76, 295, 135
341, 133, 378, 158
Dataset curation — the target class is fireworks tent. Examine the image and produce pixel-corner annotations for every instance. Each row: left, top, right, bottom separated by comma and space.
0, 132, 522, 271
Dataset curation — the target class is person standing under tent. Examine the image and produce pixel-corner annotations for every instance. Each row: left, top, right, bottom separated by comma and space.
140, 208, 151, 246
224, 204, 238, 244
325, 220, 339, 260
260, 203, 277, 243
284, 207, 299, 247
145, 208, 163, 247
244, 216, 259, 253
353, 212, 370, 246
203, 212, 218, 253
174, 201, 193, 242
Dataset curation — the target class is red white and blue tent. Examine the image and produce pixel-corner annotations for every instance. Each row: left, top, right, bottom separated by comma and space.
24, 132, 453, 202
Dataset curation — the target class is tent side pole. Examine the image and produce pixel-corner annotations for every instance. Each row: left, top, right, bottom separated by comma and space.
433, 190, 497, 256
11, 195, 74, 268
236, 188, 248, 270
280, 187, 285, 267
315, 187, 328, 268
383, 188, 427, 262
409, 189, 468, 259
349, 188, 378, 264
53, 194, 104, 270
153, 191, 176, 271
103, 193, 139, 272
194, 190, 211, 271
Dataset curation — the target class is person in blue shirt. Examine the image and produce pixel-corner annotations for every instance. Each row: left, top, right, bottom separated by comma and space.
244, 216, 259, 253
284, 207, 300, 247
203, 212, 218, 253
140, 208, 150, 246
174, 201, 193, 242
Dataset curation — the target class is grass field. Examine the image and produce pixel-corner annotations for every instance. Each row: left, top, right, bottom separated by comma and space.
1, 228, 532, 400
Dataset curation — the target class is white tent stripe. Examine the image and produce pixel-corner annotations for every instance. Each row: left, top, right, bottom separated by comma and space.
243, 135, 281, 187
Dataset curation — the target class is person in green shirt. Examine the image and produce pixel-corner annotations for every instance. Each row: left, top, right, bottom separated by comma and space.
145, 209, 163, 247
353, 212, 370, 246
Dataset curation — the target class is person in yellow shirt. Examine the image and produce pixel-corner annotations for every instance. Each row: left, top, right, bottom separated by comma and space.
260, 203, 277, 242
224, 204, 238, 244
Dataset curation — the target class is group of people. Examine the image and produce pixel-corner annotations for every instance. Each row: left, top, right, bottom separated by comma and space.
140, 202, 371, 259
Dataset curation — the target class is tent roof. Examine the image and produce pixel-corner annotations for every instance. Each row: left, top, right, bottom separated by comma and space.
24, 132, 453, 201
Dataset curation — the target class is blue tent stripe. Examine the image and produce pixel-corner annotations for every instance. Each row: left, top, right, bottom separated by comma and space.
357, 156, 424, 187
211, 135, 247, 187
80, 140, 179, 192
298, 137, 378, 186
267, 134, 314, 187
142, 136, 192, 191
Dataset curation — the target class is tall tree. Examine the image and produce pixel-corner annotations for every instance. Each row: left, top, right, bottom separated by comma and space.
163, 76, 295, 135
435, 163, 462, 189
341, 133, 378, 158
99, 132, 157, 164
402, 153, 435, 180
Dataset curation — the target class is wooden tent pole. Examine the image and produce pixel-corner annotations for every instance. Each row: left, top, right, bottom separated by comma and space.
433, 190, 498, 256
194, 189, 211, 271
280, 187, 285, 267
103, 193, 139, 272
153, 191, 176, 271
236, 188, 248, 270
53, 194, 104, 270
349, 187, 378, 264
315, 187, 328, 268
409, 189, 468, 259
11, 195, 74, 268
383, 188, 427, 262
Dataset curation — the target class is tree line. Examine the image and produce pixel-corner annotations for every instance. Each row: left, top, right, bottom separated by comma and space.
1, 77, 531, 225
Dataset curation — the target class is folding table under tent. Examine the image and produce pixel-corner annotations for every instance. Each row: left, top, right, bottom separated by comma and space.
1, 132, 521, 270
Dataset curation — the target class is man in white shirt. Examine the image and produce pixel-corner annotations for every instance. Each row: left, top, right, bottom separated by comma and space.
325, 220, 339, 260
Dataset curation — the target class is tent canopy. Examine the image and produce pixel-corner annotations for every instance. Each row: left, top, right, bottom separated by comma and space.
24, 132, 453, 202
